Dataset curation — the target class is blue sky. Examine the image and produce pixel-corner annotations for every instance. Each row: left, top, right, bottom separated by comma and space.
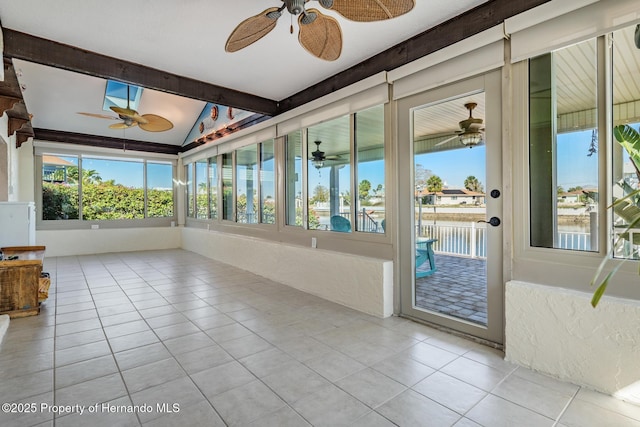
557, 129, 599, 188
59, 126, 600, 194
415, 145, 486, 189
81, 157, 173, 189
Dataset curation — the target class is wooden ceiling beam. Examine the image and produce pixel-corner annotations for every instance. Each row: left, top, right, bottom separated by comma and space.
2, 29, 279, 117
8, 117, 28, 135
33, 129, 182, 155
0, 58, 35, 147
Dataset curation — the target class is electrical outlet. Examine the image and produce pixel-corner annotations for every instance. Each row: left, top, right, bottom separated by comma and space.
311, 237, 317, 248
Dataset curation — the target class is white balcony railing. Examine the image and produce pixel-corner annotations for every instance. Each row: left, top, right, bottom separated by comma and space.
418, 223, 593, 258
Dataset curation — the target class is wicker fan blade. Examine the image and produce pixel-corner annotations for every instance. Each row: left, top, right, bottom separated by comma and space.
110, 106, 149, 124
109, 122, 137, 130
298, 9, 342, 61
326, 0, 415, 22
226, 7, 280, 53
138, 114, 174, 132
77, 112, 119, 120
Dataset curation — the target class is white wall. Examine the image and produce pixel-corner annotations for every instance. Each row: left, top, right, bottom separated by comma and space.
15, 139, 35, 202
505, 280, 640, 405
181, 227, 394, 318
37, 227, 181, 257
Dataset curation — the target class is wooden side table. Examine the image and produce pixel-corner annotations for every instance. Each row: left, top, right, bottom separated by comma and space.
0, 246, 46, 318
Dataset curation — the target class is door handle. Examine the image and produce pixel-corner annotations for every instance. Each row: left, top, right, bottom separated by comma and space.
478, 217, 501, 227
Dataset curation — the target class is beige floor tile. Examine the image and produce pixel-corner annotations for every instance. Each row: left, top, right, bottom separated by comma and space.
466, 394, 555, 427
413, 371, 486, 414
210, 380, 286, 426
261, 361, 331, 404
292, 384, 372, 426
336, 368, 407, 408
376, 389, 461, 427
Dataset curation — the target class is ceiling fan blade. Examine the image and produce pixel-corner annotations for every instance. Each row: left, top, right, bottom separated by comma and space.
109, 122, 137, 130
138, 114, 174, 132
110, 106, 149, 124
298, 9, 342, 61
225, 7, 280, 53
77, 112, 119, 120
434, 135, 459, 146
325, 0, 415, 22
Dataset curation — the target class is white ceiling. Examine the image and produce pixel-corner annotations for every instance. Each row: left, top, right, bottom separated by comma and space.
0, 0, 490, 147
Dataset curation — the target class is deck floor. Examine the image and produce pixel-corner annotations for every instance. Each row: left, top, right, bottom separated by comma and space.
415, 254, 487, 325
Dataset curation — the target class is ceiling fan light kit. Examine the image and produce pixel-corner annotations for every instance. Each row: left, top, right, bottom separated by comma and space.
458, 102, 484, 147
226, 0, 416, 61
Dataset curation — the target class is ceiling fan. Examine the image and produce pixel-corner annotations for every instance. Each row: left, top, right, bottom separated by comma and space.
78, 85, 173, 132
310, 140, 340, 169
225, 0, 416, 61
435, 102, 485, 148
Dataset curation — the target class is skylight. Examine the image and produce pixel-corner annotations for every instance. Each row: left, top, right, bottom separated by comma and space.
102, 80, 143, 112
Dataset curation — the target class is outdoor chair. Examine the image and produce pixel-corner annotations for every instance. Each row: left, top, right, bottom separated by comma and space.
330, 215, 351, 232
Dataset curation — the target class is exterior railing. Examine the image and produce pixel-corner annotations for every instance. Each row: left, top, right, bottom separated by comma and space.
419, 223, 487, 258
557, 231, 591, 251
418, 222, 593, 258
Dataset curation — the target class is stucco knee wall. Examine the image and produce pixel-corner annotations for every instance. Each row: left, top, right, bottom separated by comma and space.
181, 228, 394, 318
37, 227, 182, 257
505, 280, 640, 405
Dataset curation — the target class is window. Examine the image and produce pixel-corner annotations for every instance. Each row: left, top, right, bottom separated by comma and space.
529, 38, 599, 252
222, 153, 234, 221
146, 162, 174, 218
528, 23, 640, 260
208, 156, 218, 219
41, 153, 175, 223
186, 163, 194, 218
236, 144, 258, 224
308, 115, 351, 231
260, 140, 275, 224
612, 24, 640, 260
42, 154, 79, 220
283, 105, 386, 233
355, 105, 385, 233
195, 159, 208, 219
285, 130, 303, 227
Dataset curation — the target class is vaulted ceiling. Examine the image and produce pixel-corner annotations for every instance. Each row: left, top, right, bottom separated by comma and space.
0, 0, 549, 153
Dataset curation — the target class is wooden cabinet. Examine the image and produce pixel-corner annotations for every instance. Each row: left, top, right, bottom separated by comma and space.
0, 246, 46, 318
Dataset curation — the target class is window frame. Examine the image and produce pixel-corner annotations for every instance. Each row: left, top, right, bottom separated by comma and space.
513, 29, 640, 300
36, 149, 177, 230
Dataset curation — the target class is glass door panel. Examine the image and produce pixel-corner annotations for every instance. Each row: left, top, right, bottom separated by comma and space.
398, 72, 503, 344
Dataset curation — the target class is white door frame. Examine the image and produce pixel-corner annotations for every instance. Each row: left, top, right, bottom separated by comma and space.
396, 70, 504, 344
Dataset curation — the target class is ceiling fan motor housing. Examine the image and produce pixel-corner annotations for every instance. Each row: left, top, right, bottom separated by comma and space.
285, 0, 305, 15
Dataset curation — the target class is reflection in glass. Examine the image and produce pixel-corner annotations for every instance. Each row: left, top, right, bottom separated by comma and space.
529, 38, 598, 252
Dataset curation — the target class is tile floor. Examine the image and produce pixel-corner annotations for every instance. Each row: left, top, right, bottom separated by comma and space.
1, 249, 639, 427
